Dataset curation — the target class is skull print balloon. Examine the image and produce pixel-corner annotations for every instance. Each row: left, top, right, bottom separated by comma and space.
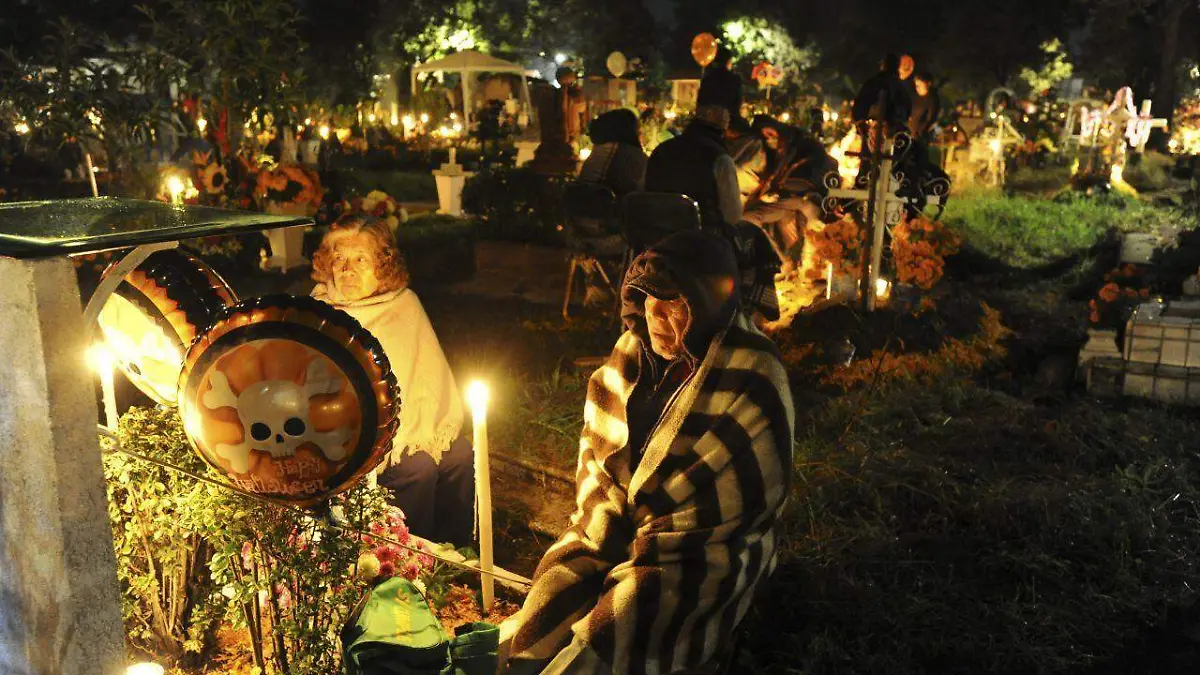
178, 295, 400, 506
96, 248, 238, 406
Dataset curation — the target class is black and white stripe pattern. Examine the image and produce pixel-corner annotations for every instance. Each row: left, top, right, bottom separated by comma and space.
509, 311, 795, 675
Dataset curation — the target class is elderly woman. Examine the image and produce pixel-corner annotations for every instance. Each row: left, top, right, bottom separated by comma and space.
312, 215, 473, 547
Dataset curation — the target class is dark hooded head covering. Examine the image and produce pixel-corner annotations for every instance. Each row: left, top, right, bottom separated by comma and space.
589, 109, 640, 147
621, 230, 740, 362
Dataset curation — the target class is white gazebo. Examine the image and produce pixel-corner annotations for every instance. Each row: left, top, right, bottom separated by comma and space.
411, 50, 534, 124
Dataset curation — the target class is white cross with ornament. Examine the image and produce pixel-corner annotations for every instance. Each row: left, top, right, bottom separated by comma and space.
825, 136, 945, 311
1126, 99, 1168, 153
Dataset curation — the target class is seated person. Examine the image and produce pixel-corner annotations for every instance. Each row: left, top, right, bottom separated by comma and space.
312, 215, 473, 548
504, 230, 795, 675
741, 115, 839, 266
578, 108, 647, 199
574, 109, 647, 262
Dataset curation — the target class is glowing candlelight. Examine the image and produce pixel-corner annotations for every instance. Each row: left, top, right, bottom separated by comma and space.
165, 175, 185, 205
89, 344, 118, 430
464, 380, 494, 611
125, 663, 165, 675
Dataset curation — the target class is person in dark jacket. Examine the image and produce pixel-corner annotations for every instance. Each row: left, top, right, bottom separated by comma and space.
908, 71, 941, 139
698, 45, 744, 129
742, 115, 839, 266
851, 53, 912, 139
644, 105, 741, 237
578, 109, 647, 198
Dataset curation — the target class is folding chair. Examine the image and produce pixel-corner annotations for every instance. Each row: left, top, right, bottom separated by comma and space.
562, 182, 621, 319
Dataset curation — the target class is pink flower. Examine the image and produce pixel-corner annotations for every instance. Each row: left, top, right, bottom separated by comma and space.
378, 561, 397, 579
375, 545, 400, 563
401, 562, 421, 580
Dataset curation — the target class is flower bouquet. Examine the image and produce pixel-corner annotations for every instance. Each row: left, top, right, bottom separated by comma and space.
341, 190, 407, 231
255, 163, 324, 216
1089, 264, 1150, 328
890, 215, 962, 289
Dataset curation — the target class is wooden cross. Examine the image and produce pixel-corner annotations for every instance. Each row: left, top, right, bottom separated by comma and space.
1126, 99, 1168, 153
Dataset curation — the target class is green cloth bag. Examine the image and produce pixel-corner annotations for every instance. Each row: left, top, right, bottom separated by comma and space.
342, 577, 453, 675
449, 621, 500, 675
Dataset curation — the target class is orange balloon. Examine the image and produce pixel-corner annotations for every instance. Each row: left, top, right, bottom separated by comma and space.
691, 33, 718, 67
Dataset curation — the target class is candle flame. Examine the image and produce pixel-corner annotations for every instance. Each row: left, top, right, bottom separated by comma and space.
465, 380, 489, 417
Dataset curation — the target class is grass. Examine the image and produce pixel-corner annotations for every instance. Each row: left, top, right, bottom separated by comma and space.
415, 189, 1200, 672
739, 334, 1200, 673
941, 190, 1174, 268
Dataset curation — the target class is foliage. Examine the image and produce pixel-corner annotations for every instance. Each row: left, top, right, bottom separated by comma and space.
741, 367, 1200, 673
104, 407, 233, 665
0, 18, 186, 175
721, 16, 818, 87
141, 0, 309, 148
461, 166, 567, 245
104, 406, 449, 674
1018, 38, 1074, 95
335, 170, 438, 202
941, 191, 1176, 268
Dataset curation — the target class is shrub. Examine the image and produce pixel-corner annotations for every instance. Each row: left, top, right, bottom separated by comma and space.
461, 166, 567, 245
333, 170, 438, 202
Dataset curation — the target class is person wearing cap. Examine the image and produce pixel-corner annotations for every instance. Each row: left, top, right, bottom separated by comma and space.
504, 230, 795, 675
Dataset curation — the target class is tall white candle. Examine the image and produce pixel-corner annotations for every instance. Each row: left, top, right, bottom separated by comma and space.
465, 381, 494, 612
90, 344, 118, 430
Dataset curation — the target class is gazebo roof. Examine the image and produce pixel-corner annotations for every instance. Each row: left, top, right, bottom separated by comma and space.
412, 50, 526, 75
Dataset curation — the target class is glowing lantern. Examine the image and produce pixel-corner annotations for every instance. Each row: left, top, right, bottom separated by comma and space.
96, 249, 238, 407
318, 124, 331, 140
179, 295, 400, 506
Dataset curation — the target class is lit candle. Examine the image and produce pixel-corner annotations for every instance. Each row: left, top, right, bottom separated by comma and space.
90, 344, 118, 430
449, 147, 457, 166
465, 380, 494, 612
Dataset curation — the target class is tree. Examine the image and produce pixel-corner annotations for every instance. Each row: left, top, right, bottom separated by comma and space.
720, 15, 818, 87
142, 0, 309, 148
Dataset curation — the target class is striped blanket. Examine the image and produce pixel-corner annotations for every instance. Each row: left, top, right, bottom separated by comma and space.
508, 311, 795, 675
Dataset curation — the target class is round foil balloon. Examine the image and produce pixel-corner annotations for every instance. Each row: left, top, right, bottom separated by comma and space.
96, 248, 238, 406
606, 51, 628, 78
178, 295, 400, 506
691, 33, 718, 68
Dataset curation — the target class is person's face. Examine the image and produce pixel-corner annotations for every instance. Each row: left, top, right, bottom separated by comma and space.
762, 127, 780, 150
899, 56, 915, 80
915, 79, 929, 96
330, 232, 381, 301
644, 295, 690, 360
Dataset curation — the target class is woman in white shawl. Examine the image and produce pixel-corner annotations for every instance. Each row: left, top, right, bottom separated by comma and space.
312, 215, 473, 546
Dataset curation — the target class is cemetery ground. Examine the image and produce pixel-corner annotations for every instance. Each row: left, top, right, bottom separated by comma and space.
138, 165, 1200, 674
420, 172, 1200, 674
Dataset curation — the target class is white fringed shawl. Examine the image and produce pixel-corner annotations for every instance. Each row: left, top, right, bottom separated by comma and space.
313, 285, 464, 464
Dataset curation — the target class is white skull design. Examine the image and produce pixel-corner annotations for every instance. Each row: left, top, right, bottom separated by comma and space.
202, 358, 352, 473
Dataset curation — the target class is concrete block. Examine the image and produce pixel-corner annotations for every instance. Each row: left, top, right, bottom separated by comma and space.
0, 256, 125, 675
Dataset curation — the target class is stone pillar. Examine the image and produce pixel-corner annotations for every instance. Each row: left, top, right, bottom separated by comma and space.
0, 256, 125, 675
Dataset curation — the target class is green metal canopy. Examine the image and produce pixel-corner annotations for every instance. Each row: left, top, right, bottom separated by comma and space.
0, 198, 312, 259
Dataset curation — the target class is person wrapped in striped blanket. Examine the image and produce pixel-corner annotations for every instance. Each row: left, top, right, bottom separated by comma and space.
504, 230, 796, 675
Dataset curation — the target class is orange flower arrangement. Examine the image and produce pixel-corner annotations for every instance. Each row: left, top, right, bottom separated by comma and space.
255, 164, 324, 214
1088, 264, 1150, 326
891, 216, 961, 289
805, 216, 863, 280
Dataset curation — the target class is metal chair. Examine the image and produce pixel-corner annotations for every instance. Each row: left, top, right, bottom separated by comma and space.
562, 182, 621, 319
619, 191, 702, 256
